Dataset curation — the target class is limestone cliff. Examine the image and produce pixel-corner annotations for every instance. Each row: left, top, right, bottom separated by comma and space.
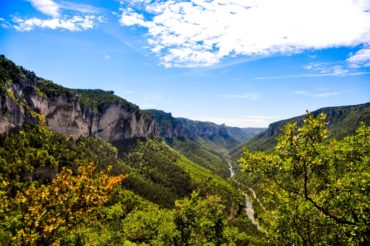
0, 55, 156, 141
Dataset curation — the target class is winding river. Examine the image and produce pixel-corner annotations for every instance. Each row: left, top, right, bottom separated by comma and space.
227, 158, 260, 229
227, 160, 235, 178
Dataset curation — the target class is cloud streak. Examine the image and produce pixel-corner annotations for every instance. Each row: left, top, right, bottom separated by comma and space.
294, 90, 340, 98
59, 1, 103, 14
13, 15, 100, 31
221, 93, 261, 100
303, 62, 350, 76
119, 0, 370, 67
255, 71, 370, 80
347, 48, 370, 68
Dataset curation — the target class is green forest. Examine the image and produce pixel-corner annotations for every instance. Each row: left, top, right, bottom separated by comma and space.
0, 125, 255, 245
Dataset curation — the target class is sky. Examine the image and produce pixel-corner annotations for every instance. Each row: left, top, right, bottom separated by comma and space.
0, 0, 369, 128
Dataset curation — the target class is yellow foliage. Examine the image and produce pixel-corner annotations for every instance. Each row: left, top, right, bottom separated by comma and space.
11, 162, 126, 245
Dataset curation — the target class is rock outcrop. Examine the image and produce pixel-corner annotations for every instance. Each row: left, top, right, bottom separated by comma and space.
0, 55, 156, 141
145, 109, 230, 140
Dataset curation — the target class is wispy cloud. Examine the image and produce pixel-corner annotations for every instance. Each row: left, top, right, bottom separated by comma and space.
294, 90, 340, 98
59, 1, 103, 14
347, 48, 370, 68
221, 93, 261, 100
119, 0, 370, 67
193, 115, 277, 128
28, 0, 60, 17
0, 18, 10, 29
257, 52, 370, 80
303, 62, 349, 76
255, 71, 370, 80
13, 15, 100, 32
13, 0, 103, 31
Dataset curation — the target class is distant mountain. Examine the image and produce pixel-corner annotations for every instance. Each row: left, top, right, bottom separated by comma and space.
225, 126, 265, 143
145, 109, 264, 176
146, 109, 264, 147
230, 103, 370, 159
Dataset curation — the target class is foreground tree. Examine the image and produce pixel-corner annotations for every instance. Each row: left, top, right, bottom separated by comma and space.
174, 191, 248, 245
239, 113, 369, 245
1, 164, 126, 245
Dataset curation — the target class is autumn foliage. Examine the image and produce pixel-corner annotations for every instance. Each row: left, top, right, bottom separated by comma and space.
1, 164, 126, 245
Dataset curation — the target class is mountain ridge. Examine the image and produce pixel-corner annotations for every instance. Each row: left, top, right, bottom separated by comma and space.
229, 102, 370, 159
145, 109, 265, 148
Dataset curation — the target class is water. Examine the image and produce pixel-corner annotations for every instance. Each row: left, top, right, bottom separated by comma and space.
228, 157, 261, 230
228, 161, 235, 177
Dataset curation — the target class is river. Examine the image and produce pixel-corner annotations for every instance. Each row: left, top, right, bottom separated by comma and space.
227, 160, 235, 177
227, 157, 260, 229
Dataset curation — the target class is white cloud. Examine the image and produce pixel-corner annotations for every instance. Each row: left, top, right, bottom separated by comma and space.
59, 1, 103, 14
193, 115, 276, 127
13, 0, 103, 32
346, 48, 370, 68
221, 93, 261, 100
294, 90, 340, 98
28, 0, 60, 17
119, 0, 370, 67
303, 62, 349, 76
256, 60, 370, 80
13, 15, 99, 31
104, 54, 111, 61
120, 8, 148, 27
255, 71, 370, 80
0, 18, 10, 29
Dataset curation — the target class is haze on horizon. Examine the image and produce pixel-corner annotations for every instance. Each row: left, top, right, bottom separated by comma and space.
0, 0, 369, 128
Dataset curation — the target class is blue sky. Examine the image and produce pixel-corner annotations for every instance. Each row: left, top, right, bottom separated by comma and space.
0, 0, 369, 127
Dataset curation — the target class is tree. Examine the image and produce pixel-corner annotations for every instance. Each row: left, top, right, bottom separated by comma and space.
122, 204, 178, 245
239, 113, 369, 245
1, 163, 126, 245
174, 191, 247, 245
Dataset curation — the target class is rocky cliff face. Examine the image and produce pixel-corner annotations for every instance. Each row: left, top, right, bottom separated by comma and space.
0, 56, 156, 141
145, 109, 230, 139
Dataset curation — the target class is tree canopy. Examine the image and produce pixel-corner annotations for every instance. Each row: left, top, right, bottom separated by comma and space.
239, 113, 370, 245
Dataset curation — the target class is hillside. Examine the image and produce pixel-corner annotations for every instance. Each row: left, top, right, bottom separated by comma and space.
145, 109, 264, 177
0, 124, 260, 245
230, 102, 370, 159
